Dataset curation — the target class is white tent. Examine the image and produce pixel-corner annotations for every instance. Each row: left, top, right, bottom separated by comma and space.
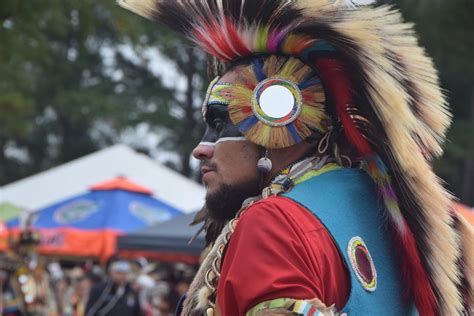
0, 145, 205, 214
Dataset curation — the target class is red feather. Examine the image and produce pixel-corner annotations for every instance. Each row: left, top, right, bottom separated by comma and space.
314, 58, 373, 156
194, 22, 236, 61
207, 21, 236, 60
194, 19, 252, 61
391, 220, 439, 315
194, 27, 224, 59
224, 18, 252, 56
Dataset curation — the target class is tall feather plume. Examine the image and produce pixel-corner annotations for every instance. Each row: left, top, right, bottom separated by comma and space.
118, 0, 466, 314
119, 0, 305, 61
302, 5, 460, 313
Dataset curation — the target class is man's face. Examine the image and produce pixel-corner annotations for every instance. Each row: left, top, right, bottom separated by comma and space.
192, 71, 262, 220
110, 270, 128, 285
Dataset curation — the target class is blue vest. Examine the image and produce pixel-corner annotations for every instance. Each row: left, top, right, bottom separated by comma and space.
283, 168, 417, 315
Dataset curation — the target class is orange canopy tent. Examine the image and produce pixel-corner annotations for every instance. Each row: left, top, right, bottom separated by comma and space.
453, 202, 474, 226
5, 177, 183, 262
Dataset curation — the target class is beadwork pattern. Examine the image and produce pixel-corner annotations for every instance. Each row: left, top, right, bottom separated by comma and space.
347, 236, 377, 292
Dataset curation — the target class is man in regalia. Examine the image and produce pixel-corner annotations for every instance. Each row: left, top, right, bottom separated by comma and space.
119, 1, 473, 315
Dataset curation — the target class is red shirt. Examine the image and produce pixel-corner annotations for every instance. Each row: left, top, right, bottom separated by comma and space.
216, 196, 350, 315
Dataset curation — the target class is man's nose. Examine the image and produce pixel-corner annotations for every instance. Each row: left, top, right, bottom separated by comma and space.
192, 143, 214, 160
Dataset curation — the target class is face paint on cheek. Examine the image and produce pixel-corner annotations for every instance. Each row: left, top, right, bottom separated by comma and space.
200, 113, 245, 144
199, 136, 248, 147
201, 80, 245, 146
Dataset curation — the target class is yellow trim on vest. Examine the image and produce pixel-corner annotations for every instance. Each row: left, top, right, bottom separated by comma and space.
294, 163, 341, 185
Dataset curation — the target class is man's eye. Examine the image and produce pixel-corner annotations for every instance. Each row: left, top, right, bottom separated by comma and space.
214, 119, 225, 133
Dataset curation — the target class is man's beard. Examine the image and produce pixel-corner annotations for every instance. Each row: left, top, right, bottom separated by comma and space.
205, 178, 261, 223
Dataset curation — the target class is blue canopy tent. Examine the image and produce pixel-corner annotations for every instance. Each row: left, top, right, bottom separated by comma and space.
7, 177, 183, 261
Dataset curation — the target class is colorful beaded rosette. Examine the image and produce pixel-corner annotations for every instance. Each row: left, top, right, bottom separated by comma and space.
251, 78, 302, 127
347, 236, 377, 292
224, 56, 331, 149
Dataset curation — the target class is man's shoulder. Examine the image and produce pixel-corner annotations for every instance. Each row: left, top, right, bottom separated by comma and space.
243, 195, 304, 218
90, 280, 110, 293
240, 196, 325, 233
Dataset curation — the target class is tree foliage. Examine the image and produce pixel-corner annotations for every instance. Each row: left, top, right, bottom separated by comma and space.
0, 0, 206, 185
0, 0, 472, 203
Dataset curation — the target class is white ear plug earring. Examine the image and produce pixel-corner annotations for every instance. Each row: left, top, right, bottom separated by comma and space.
257, 150, 272, 173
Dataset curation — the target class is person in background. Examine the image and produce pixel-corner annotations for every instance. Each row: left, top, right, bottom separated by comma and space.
147, 281, 173, 316
70, 273, 93, 316
1, 230, 58, 315
85, 260, 142, 316
133, 272, 156, 315
0, 267, 22, 316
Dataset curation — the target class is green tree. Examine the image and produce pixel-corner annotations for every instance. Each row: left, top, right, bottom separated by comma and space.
113, 19, 208, 177
2, 1, 471, 203
0, 93, 34, 183
0, 0, 206, 184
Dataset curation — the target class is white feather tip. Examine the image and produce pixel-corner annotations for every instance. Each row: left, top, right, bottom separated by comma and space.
342, 0, 376, 7
197, 286, 212, 310
117, 0, 157, 20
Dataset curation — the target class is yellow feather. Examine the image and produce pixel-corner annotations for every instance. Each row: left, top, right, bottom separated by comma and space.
264, 55, 285, 77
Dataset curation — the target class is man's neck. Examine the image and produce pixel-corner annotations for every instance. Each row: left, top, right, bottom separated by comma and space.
262, 143, 317, 186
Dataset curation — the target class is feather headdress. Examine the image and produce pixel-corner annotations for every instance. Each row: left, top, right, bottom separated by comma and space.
118, 0, 467, 314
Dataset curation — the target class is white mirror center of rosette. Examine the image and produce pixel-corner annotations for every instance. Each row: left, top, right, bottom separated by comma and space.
259, 85, 295, 119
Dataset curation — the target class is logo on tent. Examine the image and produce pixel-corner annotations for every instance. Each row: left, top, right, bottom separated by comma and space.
129, 202, 171, 225
41, 231, 65, 247
54, 200, 100, 224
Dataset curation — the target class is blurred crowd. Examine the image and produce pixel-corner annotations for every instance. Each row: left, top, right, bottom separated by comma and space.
0, 253, 197, 316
